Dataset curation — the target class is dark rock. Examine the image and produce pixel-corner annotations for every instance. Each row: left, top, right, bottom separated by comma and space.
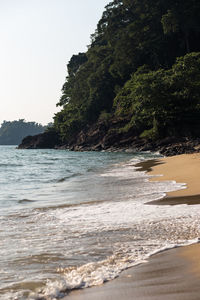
102, 131, 123, 148
91, 143, 103, 151
155, 137, 183, 147
17, 115, 200, 157
18, 130, 61, 149
138, 143, 154, 151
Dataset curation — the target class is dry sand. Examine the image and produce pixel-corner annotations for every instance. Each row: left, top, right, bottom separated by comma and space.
64, 153, 200, 299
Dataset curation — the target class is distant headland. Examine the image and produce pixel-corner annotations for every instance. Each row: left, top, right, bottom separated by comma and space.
0, 119, 48, 145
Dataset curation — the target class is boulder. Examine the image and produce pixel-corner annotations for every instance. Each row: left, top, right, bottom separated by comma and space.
18, 130, 60, 149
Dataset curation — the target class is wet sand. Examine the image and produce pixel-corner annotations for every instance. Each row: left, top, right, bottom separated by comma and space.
66, 244, 200, 300
147, 153, 200, 205
149, 153, 200, 197
64, 154, 200, 299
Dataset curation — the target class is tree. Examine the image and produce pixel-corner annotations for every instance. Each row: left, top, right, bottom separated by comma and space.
114, 52, 200, 139
53, 0, 200, 144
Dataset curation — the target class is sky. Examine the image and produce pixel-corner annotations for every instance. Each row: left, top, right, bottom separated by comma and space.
0, 0, 109, 125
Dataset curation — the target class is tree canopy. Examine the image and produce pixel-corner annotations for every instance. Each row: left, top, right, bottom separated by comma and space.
53, 0, 200, 143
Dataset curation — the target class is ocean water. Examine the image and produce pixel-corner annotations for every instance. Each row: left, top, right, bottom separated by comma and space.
0, 146, 200, 300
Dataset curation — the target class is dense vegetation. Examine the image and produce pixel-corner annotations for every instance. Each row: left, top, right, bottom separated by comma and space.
51, 0, 200, 145
0, 120, 47, 145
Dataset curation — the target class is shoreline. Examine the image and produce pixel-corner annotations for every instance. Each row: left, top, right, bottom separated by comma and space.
147, 153, 200, 205
66, 243, 200, 300
64, 153, 200, 299
148, 153, 200, 197
136, 156, 200, 205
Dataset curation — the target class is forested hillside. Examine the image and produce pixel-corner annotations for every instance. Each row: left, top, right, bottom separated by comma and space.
20, 0, 200, 153
0, 120, 46, 145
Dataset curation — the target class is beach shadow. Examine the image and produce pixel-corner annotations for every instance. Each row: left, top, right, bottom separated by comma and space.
135, 159, 164, 172
147, 194, 200, 206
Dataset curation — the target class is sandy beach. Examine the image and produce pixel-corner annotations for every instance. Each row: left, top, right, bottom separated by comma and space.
67, 244, 200, 300
64, 153, 200, 299
149, 153, 200, 197
148, 153, 200, 205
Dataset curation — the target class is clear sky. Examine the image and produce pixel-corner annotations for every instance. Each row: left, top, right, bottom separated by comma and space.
0, 0, 109, 125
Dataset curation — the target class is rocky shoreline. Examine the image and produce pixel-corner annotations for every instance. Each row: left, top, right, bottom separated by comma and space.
66, 137, 200, 157
18, 123, 200, 156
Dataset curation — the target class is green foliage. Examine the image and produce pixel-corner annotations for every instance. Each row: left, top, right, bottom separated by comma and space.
98, 110, 112, 125
115, 52, 200, 139
53, 0, 200, 144
0, 120, 46, 145
140, 119, 159, 140
161, 10, 178, 34
54, 103, 85, 142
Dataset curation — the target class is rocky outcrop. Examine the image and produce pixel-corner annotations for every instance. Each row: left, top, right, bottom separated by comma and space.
68, 135, 200, 156
140, 137, 200, 156
18, 130, 61, 149
18, 120, 200, 156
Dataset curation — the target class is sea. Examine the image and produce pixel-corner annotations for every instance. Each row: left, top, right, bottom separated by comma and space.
0, 145, 200, 300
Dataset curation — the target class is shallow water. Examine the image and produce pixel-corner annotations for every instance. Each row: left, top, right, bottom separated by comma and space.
0, 146, 199, 300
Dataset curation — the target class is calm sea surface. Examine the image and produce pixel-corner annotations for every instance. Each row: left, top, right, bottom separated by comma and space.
0, 146, 200, 299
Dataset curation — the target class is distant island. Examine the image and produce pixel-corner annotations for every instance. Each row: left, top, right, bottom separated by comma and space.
19, 0, 200, 156
0, 119, 48, 145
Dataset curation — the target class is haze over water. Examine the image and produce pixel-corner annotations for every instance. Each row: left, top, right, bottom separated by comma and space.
1, 146, 200, 299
